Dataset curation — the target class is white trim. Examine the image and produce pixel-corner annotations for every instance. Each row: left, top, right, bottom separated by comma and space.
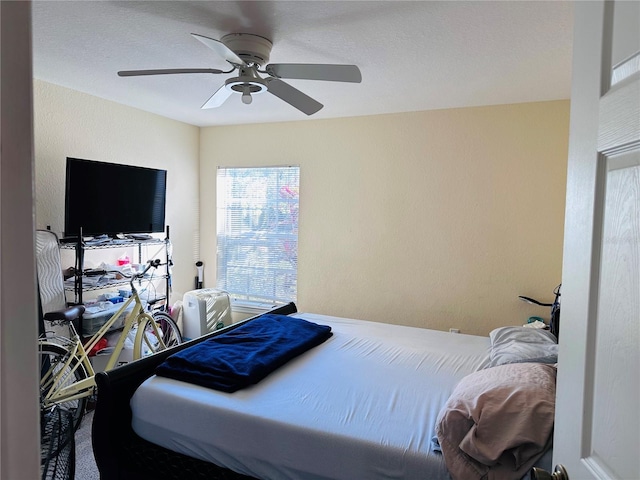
1, 2, 40, 478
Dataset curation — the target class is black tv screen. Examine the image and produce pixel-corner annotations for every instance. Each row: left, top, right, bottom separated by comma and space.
64, 158, 167, 237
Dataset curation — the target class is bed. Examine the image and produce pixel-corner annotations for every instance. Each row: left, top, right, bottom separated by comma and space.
92, 302, 557, 480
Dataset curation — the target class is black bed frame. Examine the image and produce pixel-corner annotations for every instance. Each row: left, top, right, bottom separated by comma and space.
92, 302, 298, 480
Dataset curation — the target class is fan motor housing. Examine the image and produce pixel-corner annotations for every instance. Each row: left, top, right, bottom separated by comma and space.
221, 33, 273, 66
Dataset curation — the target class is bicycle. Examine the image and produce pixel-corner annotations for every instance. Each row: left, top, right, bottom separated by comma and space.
38, 259, 182, 432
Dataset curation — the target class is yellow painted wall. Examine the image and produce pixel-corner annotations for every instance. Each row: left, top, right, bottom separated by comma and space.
33, 80, 200, 301
32, 79, 568, 336
200, 101, 569, 335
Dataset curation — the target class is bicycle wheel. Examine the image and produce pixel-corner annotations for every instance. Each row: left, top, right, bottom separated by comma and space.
38, 342, 89, 432
135, 311, 183, 357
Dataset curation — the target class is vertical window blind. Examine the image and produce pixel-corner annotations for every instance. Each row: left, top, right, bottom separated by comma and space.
217, 166, 299, 304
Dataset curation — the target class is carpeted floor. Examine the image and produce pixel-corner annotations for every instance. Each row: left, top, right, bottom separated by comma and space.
75, 410, 99, 479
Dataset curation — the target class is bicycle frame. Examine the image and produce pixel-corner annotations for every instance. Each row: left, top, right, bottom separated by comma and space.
40, 287, 162, 407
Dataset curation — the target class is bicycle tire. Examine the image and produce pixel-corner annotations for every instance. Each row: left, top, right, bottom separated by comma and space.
38, 342, 89, 432
135, 311, 183, 357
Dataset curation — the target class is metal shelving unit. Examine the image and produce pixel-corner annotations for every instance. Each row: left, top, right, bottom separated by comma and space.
60, 226, 172, 307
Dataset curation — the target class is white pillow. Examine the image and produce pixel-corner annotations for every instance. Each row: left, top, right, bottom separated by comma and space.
487, 326, 558, 368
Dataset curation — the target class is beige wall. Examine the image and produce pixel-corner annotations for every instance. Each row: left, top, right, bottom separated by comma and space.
200, 101, 569, 335
33, 80, 200, 301
32, 80, 568, 336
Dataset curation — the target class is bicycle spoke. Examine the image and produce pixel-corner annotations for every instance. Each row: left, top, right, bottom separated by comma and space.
134, 311, 182, 358
38, 342, 90, 432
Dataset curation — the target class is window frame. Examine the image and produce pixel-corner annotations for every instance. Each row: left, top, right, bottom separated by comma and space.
216, 165, 299, 305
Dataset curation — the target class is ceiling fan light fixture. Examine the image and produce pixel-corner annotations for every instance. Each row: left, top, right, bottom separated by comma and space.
241, 86, 253, 105
225, 74, 268, 106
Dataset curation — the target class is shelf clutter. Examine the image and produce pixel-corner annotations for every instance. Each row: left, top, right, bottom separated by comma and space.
57, 226, 172, 336
60, 235, 165, 249
59, 228, 171, 304
63, 262, 148, 290
79, 292, 145, 337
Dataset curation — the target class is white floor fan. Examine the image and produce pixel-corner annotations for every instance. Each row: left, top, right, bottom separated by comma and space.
118, 33, 362, 115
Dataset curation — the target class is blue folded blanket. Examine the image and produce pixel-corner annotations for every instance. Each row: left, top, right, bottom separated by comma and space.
155, 314, 332, 392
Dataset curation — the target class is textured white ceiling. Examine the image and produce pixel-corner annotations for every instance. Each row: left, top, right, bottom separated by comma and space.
32, 1, 573, 127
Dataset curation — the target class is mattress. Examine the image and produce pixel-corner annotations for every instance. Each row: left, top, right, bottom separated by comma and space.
130, 313, 491, 480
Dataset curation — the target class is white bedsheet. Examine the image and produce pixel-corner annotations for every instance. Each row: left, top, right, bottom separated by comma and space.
130, 313, 490, 480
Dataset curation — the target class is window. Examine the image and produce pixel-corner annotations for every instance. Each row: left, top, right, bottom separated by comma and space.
217, 166, 299, 305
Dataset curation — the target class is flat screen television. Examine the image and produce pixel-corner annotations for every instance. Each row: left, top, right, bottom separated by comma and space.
64, 157, 167, 237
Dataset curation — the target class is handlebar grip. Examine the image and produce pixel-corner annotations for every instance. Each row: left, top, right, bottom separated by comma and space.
518, 295, 553, 307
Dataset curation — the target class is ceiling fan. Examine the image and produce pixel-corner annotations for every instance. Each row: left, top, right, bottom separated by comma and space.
118, 33, 362, 116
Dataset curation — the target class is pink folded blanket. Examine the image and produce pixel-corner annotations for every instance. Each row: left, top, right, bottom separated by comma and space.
436, 362, 556, 480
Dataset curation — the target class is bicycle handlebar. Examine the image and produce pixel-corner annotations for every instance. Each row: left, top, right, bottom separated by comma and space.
518, 295, 553, 307
139, 258, 162, 276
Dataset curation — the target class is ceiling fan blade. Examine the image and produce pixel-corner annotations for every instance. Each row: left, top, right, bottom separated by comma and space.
201, 85, 233, 109
118, 68, 224, 77
265, 78, 323, 116
266, 64, 362, 83
191, 33, 246, 67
